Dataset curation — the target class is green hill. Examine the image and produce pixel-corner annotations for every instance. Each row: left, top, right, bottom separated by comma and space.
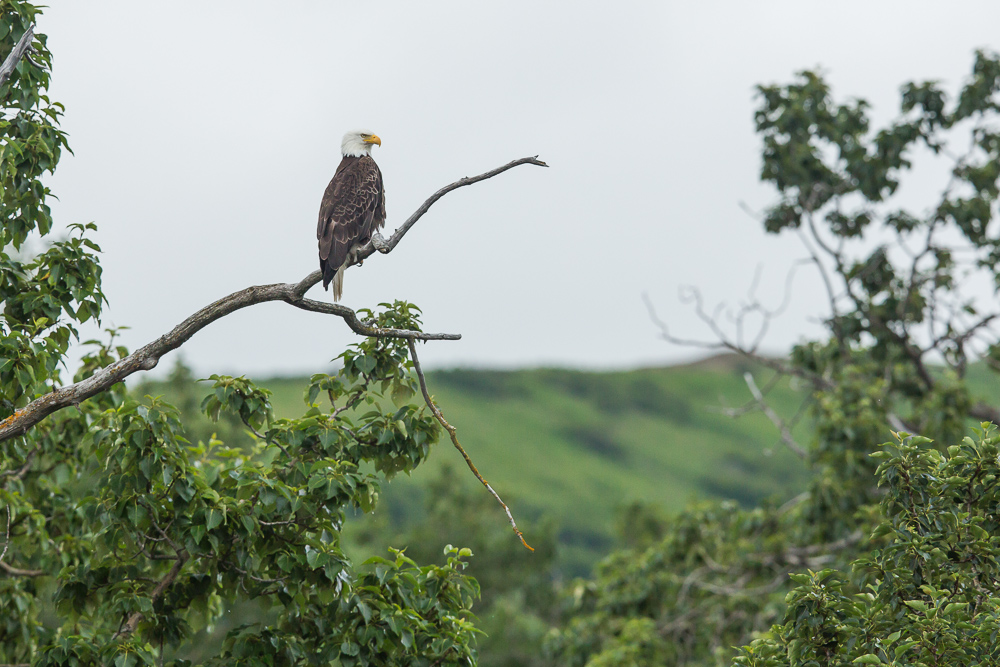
135, 354, 1000, 573
136, 354, 819, 574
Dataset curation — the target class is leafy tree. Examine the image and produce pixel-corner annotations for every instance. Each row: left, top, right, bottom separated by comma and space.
736, 426, 1000, 667
134, 357, 252, 452
546, 51, 1000, 666
355, 464, 559, 667
1, 4, 543, 664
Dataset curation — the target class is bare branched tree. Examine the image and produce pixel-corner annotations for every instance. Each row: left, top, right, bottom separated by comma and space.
648, 62, 1000, 455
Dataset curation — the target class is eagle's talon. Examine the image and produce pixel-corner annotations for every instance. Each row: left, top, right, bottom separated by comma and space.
371, 232, 390, 253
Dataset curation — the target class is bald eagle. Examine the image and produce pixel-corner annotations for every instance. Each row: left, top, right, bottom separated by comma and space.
317, 130, 386, 300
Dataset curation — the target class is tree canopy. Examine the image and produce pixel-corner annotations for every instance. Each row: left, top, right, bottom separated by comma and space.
1, 4, 492, 664
546, 49, 1000, 667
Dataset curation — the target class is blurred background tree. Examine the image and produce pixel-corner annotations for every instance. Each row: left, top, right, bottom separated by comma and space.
545, 50, 1000, 666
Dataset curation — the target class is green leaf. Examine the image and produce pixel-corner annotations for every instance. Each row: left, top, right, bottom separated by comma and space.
205, 508, 223, 531
895, 641, 919, 659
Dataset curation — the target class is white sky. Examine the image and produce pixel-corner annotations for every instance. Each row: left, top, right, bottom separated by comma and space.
37, 1, 1000, 376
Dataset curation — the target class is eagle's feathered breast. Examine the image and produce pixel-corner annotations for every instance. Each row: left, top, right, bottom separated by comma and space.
317, 154, 386, 299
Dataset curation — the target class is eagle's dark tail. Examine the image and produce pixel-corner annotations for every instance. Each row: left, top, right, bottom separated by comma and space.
321, 262, 335, 291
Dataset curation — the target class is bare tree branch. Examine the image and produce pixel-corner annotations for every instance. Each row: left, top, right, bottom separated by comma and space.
0, 503, 43, 576
719, 373, 783, 419
743, 372, 808, 460
0, 560, 44, 577
0, 25, 34, 88
358, 156, 548, 261
970, 402, 1000, 425
685, 571, 788, 598
0, 506, 9, 567
0, 282, 454, 443
642, 292, 832, 390
407, 339, 534, 551
113, 549, 188, 640
0, 157, 545, 444
0, 445, 38, 487
768, 530, 863, 568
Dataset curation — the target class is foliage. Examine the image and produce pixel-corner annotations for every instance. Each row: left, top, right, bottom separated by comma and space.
0, 1, 99, 415
546, 51, 1000, 666
1, 4, 481, 664
141, 355, 815, 577
736, 426, 1000, 667
355, 464, 559, 667
544, 496, 835, 666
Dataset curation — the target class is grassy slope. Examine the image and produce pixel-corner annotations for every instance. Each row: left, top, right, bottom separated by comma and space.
139, 355, 1000, 573
228, 355, 814, 573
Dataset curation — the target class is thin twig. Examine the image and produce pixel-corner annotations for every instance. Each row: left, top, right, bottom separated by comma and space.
115, 504, 188, 639
0, 25, 35, 88
0, 506, 9, 566
719, 373, 783, 419
743, 372, 808, 460
0, 156, 546, 444
0, 561, 44, 577
642, 293, 831, 389
407, 339, 533, 551
113, 549, 188, 639
356, 156, 548, 261
0, 504, 43, 576
0, 446, 39, 487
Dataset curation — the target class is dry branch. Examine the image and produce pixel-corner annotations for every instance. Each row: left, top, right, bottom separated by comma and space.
359, 156, 548, 261
970, 402, 1000, 425
0, 560, 44, 577
743, 372, 807, 460
0, 506, 8, 567
0, 504, 43, 576
0, 156, 547, 444
407, 339, 534, 551
113, 549, 188, 640
0, 24, 34, 88
641, 292, 831, 390
0, 446, 38, 486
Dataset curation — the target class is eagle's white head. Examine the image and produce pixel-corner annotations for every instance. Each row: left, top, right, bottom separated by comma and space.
342, 129, 382, 158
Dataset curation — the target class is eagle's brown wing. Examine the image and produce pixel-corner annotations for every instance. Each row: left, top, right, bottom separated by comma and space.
317, 155, 386, 292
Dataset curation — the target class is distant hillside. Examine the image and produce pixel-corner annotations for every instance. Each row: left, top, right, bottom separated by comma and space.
136, 353, 821, 573
413, 356, 813, 571
133, 354, 1000, 573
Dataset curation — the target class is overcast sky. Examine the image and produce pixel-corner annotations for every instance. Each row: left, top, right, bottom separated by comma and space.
37, 1, 1000, 376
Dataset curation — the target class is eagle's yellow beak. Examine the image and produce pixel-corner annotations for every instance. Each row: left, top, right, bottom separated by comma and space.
365, 134, 382, 146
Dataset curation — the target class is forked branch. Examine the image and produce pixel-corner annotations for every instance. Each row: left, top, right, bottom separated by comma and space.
742, 372, 807, 460
0, 157, 547, 444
